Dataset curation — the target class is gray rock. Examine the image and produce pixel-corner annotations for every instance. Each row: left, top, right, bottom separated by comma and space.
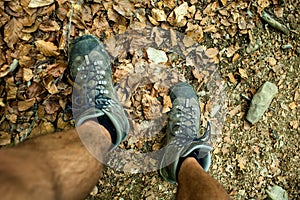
266, 185, 288, 200
246, 82, 278, 124
146, 47, 168, 64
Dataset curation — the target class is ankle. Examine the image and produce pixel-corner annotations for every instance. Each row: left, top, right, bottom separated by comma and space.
178, 157, 203, 180
81, 120, 112, 143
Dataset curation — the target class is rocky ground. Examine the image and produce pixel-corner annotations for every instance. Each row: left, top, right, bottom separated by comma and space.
0, 0, 299, 199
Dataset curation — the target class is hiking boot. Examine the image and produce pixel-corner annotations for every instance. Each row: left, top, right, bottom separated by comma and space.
69, 34, 129, 148
160, 82, 213, 183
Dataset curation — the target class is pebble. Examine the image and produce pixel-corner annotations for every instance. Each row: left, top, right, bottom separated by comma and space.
246, 82, 278, 124
146, 47, 168, 64
266, 185, 288, 200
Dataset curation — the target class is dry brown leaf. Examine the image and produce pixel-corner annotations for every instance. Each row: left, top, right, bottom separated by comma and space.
43, 75, 59, 94
274, 6, 283, 18
23, 68, 33, 82
183, 35, 196, 47
220, 0, 227, 6
0, 132, 11, 146
227, 73, 236, 83
288, 102, 296, 110
4, 18, 23, 49
30, 121, 55, 138
238, 16, 247, 30
35, 40, 60, 56
0, 98, 5, 107
203, 25, 217, 33
229, 105, 241, 116
27, 82, 44, 98
232, 53, 240, 62
151, 8, 167, 22
225, 45, 239, 58
44, 100, 60, 114
168, 2, 188, 27
148, 15, 160, 26
237, 154, 247, 170
163, 0, 175, 9
113, 0, 135, 18
18, 98, 36, 112
6, 84, 18, 101
39, 20, 60, 32
162, 95, 172, 113
257, 0, 270, 14
192, 69, 204, 83
267, 57, 277, 66
186, 23, 204, 42
22, 21, 40, 33
7, 113, 18, 123
28, 0, 55, 8
238, 68, 248, 79
290, 120, 298, 129
205, 48, 219, 58
20, 13, 37, 27
46, 62, 67, 77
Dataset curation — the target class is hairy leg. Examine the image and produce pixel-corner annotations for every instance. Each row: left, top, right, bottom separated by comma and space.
0, 121, 111, 200
176, 157, 230, 200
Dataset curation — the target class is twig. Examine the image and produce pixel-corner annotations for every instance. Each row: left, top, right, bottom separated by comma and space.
67, 1, 74, 62
261, 10, 290, 35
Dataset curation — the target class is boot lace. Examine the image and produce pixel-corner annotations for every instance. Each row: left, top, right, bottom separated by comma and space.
63, 57, 116, 121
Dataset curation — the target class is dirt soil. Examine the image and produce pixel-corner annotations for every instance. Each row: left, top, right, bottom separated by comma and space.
0, 0, 299, 199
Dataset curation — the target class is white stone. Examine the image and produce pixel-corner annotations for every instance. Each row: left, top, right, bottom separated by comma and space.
146, 47, 168, 64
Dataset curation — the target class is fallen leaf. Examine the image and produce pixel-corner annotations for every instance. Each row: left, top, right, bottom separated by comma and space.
28, 0, 55, 8
23, 68, 33, 82
35, 40, 60, 56
229, 105, 241, 116
0, 59, 19, 78
267, 57, 277, 66
238, 16, 247, 29
46, 62, 67, 77
151, 8, 167, 21
186, 23, 204, 42
220, 0, 227, 6
4, 18, 23, 49
30, 121, 55, 137
6, 113, 18, 123
274, 6, 283, 18
168, 2, 188, 27
205, 48, 219, 58
232, 53, 240, 62
290, 120, 298, 129
192, 68, 204, 83
257, 0, 270, 14
237, 154, 247, 170
0, 98, 5, 107
27, 82, 44, 98
228, 73, 236, 83
162, 95, 172, 113
0, 132, 11, 146
39, 20, 60, 32
238, 68, 248, 79
44, 100, 60, 114
18, 98, 36, 112
288, 102, 296, 110
112, 0, 135, 18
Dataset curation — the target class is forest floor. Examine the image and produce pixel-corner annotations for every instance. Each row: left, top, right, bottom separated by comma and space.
0, 0, 299, 199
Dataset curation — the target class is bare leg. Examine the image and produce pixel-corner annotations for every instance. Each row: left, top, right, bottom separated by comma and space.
176, 157, 230, 200
0, 120, 111, 200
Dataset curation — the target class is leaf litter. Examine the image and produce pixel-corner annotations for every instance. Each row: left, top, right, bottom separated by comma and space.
0, 0, 299, 199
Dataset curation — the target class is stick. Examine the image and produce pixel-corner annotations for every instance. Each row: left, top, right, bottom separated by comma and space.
261, 10, 290, 35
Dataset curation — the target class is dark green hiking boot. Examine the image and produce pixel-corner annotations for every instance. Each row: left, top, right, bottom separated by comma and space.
69, 34, 129, 148
160, 82, 213, 183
